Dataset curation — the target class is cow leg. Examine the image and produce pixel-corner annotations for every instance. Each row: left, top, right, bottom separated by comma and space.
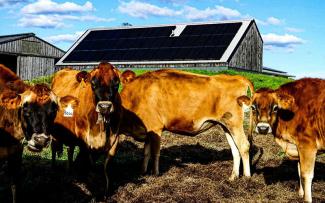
67, 145, 75, 170
149, 131, 161, 176
142, 137, 151, 174
8, 145, 23, 203
104, 134, 119, 197
230, 127, 251, 178
51, 141, 57, 168
298, 146, 316, 203
225, 132, 241, 180
297, 162, 304, 197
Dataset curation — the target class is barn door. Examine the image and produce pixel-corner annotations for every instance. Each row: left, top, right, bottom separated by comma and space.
0, 54, 17, 73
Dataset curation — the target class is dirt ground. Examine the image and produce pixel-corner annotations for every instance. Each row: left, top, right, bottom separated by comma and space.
0, 125, 324, 203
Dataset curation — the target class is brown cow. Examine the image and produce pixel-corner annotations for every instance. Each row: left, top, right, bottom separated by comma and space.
51, 62, 121, 195
249, 78, 325, 202
119, 69, 254, 180
0, 64, 77, 203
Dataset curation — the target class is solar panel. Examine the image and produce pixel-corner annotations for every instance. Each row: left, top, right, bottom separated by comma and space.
63, 22, 242, 63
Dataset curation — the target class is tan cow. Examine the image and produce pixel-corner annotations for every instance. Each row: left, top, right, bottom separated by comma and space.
119, 69, 254, 180
248, 78, 325, 202
51, 62, 122, 195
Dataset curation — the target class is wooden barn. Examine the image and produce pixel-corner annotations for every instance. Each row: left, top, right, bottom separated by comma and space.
0, 33, 65, 80
57, 19, 264, 73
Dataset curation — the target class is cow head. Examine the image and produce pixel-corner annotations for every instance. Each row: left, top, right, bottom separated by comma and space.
0, 84, 78, 152
76, 62, 120, 125
251, 88, 295, 135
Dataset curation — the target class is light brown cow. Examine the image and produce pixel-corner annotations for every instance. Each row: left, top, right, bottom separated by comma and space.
0, 64, 77, 203
249, 78, 325, 202
51, 62, 121, 195
119, 69, 254, 180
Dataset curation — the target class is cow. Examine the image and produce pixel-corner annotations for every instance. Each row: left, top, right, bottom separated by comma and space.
248, 78, 325, 202
51, 62, 121, 195
0, 64, 77, 203
118, 69, 254, 180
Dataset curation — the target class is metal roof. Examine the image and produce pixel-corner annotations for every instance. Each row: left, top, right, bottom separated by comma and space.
0, 33, 35, 44
57, 19, 257, 66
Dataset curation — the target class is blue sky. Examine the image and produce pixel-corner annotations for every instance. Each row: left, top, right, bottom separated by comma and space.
0, 0, 324, 78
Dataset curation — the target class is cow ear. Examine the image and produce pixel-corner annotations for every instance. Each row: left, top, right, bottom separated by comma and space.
76, 71, 91, 83
274, 91, 295, 110
58, 95, 79, 109
0, 91, 22, 109
237, 95, 251, 112
120, 70, 136, 85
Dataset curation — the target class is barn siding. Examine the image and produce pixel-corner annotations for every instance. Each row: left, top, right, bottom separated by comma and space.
17, 56, 55, 80
228, 22, 263, 72
0, 35, 65, 79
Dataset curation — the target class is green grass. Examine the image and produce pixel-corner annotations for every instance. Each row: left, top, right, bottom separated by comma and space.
27, 68, 293, 91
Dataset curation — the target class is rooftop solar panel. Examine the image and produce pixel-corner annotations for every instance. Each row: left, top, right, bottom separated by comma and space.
62, 22, 243, 63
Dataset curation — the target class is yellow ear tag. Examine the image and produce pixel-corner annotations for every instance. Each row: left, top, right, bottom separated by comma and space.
64, 104, 74, 117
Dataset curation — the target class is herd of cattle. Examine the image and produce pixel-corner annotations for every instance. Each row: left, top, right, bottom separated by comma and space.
0, 62, 324, 202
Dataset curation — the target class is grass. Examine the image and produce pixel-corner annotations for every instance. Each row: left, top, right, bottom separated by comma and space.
27, 68, 293, 90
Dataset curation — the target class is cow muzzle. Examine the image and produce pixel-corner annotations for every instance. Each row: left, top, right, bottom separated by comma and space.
27, 133, 51, 152
256, 122, 272, 135
96, 101, 114, 115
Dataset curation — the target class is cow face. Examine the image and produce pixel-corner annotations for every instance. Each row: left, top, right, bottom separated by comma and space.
77, 62, 120, 124
251, 88, 295, 135
0, 84, 78, 152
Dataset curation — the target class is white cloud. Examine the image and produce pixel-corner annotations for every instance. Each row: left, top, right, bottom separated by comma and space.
256, 16, 284, 26
184, 5, 240, 21
118, 1, 180, 18
266, 16, 283, 25
262, 33, 305, 52
18, 0, 114, 28
118, 1, 240, 21
44, 31, 84, 43
285, 27, 304, 33
21, 0, 93, 14
18, 14, 65, 28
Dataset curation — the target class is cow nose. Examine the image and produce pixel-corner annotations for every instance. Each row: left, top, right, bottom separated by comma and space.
99, 102, 112, 109
257, 126, 270, 135
96, 101, 113, 113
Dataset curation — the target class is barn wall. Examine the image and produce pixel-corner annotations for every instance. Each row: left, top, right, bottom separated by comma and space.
0, 36, 64, 58
17, 56, 55, 80
228, 22, 263, 72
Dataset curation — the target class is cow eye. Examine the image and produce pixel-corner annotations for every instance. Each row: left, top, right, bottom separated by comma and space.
273, 105, 279, 112
251, 104, 257, 111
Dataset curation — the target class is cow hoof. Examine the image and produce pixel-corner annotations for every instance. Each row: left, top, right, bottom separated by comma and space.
228, 173, 238, 181
299, 189, 304, 198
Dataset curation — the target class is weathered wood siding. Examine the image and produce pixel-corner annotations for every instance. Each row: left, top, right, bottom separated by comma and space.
0, 36, 65, 79
229, 22, 263, 72
0, 36, 64, 58
17, 56, 55, 80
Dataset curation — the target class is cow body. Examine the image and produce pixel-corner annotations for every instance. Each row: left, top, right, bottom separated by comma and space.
51, 62, 121, 195
120, 69, 253, 179
251, 78, 325, 202
0, 64, 77, 203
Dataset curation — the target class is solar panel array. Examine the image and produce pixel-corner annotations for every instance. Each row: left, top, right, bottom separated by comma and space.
63, 22, 242, 63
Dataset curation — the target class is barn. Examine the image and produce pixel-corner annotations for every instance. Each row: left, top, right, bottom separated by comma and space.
56, 19, 264, 72
0, 33, 65, 80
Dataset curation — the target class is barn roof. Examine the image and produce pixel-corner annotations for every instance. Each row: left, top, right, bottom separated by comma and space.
0, 33, 35, 44
57, 19, 260, 66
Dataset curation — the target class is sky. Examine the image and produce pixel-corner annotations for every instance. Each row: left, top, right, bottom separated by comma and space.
0, 0, 324, 78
